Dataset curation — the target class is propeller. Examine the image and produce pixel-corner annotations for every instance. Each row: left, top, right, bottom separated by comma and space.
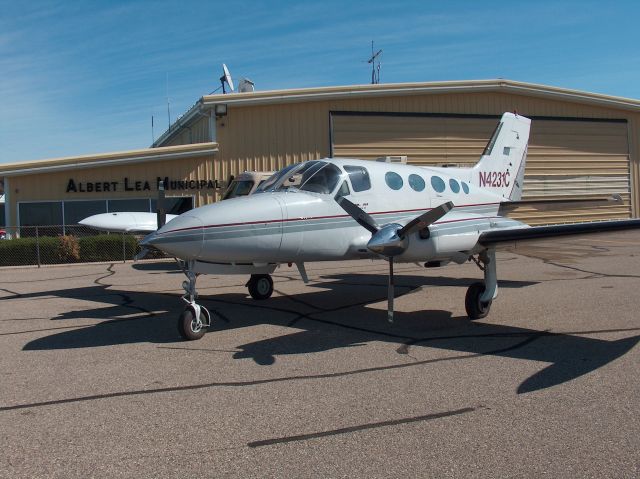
336, 197, 453, 322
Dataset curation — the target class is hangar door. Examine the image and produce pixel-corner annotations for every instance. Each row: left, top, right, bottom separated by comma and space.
331, 113, 631, 225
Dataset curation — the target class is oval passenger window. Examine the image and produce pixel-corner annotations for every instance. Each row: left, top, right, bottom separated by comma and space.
385, 172, 404, 190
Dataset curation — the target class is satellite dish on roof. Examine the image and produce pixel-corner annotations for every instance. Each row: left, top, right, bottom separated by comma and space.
238, 77, 255, 93
220, 63, 235, 94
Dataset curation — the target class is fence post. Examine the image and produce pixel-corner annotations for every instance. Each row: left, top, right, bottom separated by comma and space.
36, 226, 41, 268
122, 232, 126, 263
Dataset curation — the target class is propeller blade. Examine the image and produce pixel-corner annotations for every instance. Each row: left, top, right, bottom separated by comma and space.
336, 196, 379, 234
397, 201, 454, 238
387, 258, 394, 323
157, 180, 167, 229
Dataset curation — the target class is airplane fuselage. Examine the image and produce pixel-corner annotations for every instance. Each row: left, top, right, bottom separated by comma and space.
146, 159, 524, 266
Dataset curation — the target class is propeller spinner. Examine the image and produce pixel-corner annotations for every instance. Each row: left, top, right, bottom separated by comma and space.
336, 197, 453, 322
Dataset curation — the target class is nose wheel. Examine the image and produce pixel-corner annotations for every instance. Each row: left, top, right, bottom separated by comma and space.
178, 308, 207, 340
177, 261, 211, 340
247, 274, 274, 300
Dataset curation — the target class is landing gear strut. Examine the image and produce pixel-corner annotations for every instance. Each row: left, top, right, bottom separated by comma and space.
466, 249, 498, 320
246, 274, 274, 300
178, 261, 211, 340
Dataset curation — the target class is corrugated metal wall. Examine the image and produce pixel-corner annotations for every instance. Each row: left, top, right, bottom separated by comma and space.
213, 102, 330, 200
163, 116, 211, 147
522, 119, 630, 224
331, 113, 631, 224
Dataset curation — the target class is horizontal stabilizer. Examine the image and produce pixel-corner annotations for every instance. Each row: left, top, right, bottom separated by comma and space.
479, 218, 640, 247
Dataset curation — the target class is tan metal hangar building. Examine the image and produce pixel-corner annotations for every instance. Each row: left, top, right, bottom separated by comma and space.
2, 79, 640, 231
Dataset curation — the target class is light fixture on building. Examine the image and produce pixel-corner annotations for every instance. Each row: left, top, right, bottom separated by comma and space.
214, 104, 228, 117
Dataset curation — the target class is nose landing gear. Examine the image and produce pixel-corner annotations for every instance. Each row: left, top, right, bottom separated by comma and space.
178, 261, 211, 340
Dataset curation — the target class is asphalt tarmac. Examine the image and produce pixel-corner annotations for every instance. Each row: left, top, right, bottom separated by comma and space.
1, 232, 639, 478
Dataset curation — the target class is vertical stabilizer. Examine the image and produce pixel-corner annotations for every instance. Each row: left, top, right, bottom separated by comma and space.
472, 112, 531, 201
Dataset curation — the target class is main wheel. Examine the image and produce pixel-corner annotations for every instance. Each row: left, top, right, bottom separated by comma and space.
178, 308, 207, 340
247, 274, 273, 300
465, 282, 492, 320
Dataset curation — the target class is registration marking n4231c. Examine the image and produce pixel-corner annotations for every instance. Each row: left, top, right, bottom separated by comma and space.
479, 171, 510, 188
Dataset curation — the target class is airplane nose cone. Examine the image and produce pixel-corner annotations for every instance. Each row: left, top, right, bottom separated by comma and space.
141, 213, 204, 259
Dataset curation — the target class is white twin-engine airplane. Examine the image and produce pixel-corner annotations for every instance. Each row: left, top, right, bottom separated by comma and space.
141, 112, 640, 340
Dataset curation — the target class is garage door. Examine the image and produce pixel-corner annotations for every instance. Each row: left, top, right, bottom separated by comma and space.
331, 113, 631, 225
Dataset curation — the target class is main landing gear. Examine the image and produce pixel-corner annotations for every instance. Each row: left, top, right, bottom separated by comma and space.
175, 263, 276, 340
465, 249, 498, 320
246, 274, 274, 300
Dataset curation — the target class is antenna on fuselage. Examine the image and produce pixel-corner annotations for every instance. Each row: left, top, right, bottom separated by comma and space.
367, 41, 382, 84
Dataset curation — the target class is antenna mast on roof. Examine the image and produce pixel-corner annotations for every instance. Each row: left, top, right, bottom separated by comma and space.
367, 41, 382, 84
166, 72, 171, 129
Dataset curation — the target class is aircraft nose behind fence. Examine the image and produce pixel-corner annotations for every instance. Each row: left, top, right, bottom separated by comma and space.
140, 213, 204, 259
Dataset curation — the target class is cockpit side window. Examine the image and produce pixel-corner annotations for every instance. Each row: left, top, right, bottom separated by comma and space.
299, 163, 343, 194
256, 161, 344, 195
344, 165, 371, 192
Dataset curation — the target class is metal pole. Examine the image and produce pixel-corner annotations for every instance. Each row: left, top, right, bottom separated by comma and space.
36, 226, 41, 268
122, 232, 126, 263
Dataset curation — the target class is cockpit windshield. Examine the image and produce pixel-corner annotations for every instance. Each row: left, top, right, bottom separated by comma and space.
255, 161, 344, 194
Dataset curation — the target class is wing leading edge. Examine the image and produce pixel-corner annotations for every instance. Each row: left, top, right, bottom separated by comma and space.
478, 219, 640, 247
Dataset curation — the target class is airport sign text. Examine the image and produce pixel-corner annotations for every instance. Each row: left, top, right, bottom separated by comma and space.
66, 177, 221, 193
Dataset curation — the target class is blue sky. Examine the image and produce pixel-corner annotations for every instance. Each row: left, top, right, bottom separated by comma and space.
1, 0, 639, 163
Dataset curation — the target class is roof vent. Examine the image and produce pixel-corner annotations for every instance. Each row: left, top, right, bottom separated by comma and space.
238, 78, 255, 93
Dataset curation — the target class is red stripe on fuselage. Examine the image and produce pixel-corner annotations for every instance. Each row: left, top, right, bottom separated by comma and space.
158, 202, 501, 235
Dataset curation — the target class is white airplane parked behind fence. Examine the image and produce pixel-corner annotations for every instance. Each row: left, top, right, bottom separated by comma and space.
78, 171, 273, 233
141, 112, 640, 340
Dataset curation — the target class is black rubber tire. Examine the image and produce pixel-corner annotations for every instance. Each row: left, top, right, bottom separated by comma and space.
247, 274, 274, 300
465, 282, 492, 320
178, 308, 206, 340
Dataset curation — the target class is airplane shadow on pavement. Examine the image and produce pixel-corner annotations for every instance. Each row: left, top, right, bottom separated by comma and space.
20, 273, 640, 394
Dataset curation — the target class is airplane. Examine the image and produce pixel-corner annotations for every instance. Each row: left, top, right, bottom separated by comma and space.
78, 171, 273, 233
140, 112, 640, 340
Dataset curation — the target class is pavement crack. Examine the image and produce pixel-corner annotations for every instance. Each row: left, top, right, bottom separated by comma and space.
94, 264, 116, 285
544, 261, 640, 280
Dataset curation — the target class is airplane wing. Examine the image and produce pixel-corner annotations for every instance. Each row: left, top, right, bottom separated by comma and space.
479, 219, 640, 248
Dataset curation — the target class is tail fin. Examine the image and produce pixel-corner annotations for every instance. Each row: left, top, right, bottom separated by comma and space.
472, 112, 531, 201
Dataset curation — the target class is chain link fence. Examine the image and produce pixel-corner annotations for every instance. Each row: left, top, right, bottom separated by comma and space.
0, 225, 165, 267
